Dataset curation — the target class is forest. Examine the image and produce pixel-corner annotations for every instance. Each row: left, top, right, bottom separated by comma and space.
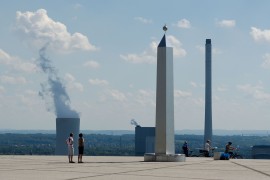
0, 133, 270, 158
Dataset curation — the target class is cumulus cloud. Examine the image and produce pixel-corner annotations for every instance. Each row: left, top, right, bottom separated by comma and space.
250, 27, 270, 42
217, 20, 236, 28
64, 73, 84, 92
134, 17, 152, 24
0, 49, 37, 73
196, 45, 222, 55
0, 75, 27, 84
261, 53, 270, 69
167, 35, 187, 57
15, 9, 97, 53
120, 35, 186, 64
217, 86, 228, 92
134, 89, 155, 106
190, 81, 198, 88
89, 78, 109, 86
176, 19, 191, 29
237, 83, 270, 100
83, 60, 100, 68
17, 90, 40, 106
0, 86, 5, 94
74, 3, 82, 9
174, 90, 192, 98
120, 52, 155, 64
107, 89, 126, 102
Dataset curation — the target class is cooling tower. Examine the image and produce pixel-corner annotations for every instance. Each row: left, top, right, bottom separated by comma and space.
55, 118, 80, 155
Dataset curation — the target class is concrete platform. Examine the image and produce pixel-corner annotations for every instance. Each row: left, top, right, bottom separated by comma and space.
0, 155, 270, 180
144, 153, 186, 162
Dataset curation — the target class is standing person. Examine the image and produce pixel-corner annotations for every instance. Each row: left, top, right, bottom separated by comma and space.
182, 141, 189, 157
204, 140, 212, 157
78, 133, 84, 163
66, 133, 75, 163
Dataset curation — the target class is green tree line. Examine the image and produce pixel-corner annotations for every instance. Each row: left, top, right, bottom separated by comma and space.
0, 133, 269, 158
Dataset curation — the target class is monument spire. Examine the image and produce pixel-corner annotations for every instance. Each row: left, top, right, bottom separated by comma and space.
144, 25, 185, 162
158, 25, 167, 47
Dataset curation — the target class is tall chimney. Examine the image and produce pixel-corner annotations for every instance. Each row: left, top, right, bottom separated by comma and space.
204, 39, 212, 145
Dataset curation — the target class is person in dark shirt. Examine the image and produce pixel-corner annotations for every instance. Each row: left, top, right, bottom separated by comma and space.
78, 133, 84, 163
182, 141, 189, 157
225, 142, 234, 158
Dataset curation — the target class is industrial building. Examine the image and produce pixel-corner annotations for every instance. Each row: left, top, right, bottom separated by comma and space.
252, 145, 270, 159
135, 126, 155, 156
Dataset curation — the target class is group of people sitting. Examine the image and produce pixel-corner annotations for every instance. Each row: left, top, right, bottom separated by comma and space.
182, 140, 235, 157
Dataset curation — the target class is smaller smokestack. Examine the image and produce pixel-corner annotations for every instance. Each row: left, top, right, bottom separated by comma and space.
55, 118, 80, 155
206, 39, 211, 44
131, 119, 141, 127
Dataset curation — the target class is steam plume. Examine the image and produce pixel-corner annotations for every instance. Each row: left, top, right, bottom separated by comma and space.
38, 46, 79, 118
130, 119, 140, 127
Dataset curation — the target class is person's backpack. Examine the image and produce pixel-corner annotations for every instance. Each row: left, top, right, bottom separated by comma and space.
220, 153, 229, 160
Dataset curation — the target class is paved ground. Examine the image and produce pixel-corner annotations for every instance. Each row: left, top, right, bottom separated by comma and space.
0, 156, 270, 180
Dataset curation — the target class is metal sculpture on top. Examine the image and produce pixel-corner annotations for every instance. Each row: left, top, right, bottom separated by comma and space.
159, 25, 167, 47
163, 24, 168, 32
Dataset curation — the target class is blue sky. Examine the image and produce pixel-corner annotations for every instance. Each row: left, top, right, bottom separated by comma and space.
1, 0, 270, 130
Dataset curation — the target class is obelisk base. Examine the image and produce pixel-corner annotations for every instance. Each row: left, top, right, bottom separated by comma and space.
144, 153, 186, 162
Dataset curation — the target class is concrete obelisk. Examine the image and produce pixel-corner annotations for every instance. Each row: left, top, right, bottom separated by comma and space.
155, 27, 174, 155
144, 25, 185, 162
204, 39, 213, 145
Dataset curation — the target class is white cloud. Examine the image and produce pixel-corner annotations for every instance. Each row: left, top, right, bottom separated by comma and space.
250, 27, 270, 42
74, 3, 82, 9
217, 86, 228, 92
262, 53, 270, 69
0, 49, 10, 60
176, 19, 191, 29
237, 83, 270, 100
167, 35, 186, 57
15, 9, 97, 53
89, 78, 109, 86
16, 90, 40, 106
134, 17, 152, 24
192, 97, 204, 106
0, 86, 5, 94
190, 81, 198, 88
120, 35, 186, 64
0, 75, 27, 84
64, 73, 84, 92
196, 45, 222, 55
134, 89, 155, 106
65, 73, 76, 82
218, 20, 236, 28
0, 49, 37, 73
120, 53, 155, 64
83, 60, 100, 68
72, 82, 84, 92
107, 89, 126, 102
174, 90, 192, 98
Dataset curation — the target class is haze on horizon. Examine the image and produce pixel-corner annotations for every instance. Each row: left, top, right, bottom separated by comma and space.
0, 0, 270, 131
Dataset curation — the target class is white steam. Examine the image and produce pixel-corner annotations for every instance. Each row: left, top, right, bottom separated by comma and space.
38, 46, 79, 118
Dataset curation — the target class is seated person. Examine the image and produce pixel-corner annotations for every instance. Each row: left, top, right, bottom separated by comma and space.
225, 142, 234, 157
182, 141, 189, 157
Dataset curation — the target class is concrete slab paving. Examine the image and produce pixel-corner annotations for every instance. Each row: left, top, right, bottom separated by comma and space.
0, 156, 270, 180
